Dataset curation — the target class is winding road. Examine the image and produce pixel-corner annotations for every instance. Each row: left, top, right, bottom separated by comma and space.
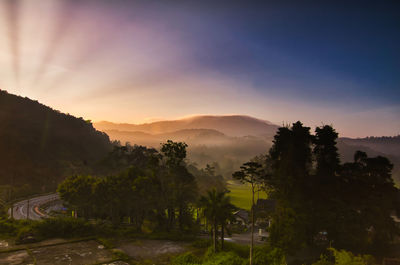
8, 193, 60, 220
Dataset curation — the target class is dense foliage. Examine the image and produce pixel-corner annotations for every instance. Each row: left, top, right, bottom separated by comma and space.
262, 122, 400, 255
172, 243, 286, 265
58, 141, 223, 232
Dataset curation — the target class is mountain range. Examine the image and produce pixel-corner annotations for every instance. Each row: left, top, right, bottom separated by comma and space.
95, 115, 279, 138
94, 117, 400, 183
0, 89, 398, 197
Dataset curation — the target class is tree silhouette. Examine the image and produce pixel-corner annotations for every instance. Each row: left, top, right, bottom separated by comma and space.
199, 189, 234, 252
232, 161, 264, 265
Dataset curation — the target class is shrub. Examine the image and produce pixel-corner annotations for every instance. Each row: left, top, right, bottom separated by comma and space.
252, 246, 270, 265
311, 248, 375, 265
112, 249, 130, 261
15, 217, 95, 243
203, 246, 216, 259
0, 219, 34, 237
329, 248, 374, 265
172, 252, 202, 265
240, 246, 286, 265
33, 217, 94, 238
203, 251, 245, 265
223, 242, 249, 258
312, 254, 333, 265
0, 219, 18, 236
97, 237, 114, 249
265, 246, 286, 265
15, 225, 39, 244
191, 239, 212, 248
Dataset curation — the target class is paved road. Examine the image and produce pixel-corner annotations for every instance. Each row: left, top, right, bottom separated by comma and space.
8, 193, 60, 220
225, 231, 269, 245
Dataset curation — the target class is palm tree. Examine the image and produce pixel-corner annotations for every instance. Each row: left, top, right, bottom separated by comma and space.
218, 196, 236, 250
199, 189, 235, 252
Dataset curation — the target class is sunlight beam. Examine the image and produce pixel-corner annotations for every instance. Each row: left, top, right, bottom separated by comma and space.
3, 0, 21, 88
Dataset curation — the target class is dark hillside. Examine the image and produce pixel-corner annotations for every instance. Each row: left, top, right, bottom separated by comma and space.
0, 90, 112, 196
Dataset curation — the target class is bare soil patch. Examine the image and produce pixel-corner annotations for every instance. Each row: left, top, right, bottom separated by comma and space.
117, 239, 189, 263
0, 240, 9, 249
0, 250, 33, 265
0, 239, 115, 265
30, 240, 113, 265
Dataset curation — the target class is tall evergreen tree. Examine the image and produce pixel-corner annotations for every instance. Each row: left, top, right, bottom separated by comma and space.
313, 125, 340, 177
309, 125, 341, 246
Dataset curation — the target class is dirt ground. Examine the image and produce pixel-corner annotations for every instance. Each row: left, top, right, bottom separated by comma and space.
0, 240, 116, 265
0, 250, 33, 265
102, 262, 130, 265
0, 238, 190, 265
31, 240, 113, 265
0, 238, 70, 251
117, 239, 190, 263
0, 240, 9, 249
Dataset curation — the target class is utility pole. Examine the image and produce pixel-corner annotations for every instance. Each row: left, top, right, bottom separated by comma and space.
10, 173, 14, 219
27, 199, 30, 220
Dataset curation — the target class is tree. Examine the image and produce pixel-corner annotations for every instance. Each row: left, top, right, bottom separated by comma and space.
336, 151, 400, 253
160, 140, 197, 231
188, 164, 226, 196
218, 196, 236, 250
264, 122, 400, 255
161, 140, 188, 167
313, 125, 340, 178
310, 125, 341, 245
57, 175, 97, 219
232, 161, 264, 265
266, 122, 314, 253
199, 189, 235, 252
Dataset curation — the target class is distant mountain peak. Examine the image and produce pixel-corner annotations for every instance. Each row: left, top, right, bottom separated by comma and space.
94, 114, 278, 137
180, 114, 274, 124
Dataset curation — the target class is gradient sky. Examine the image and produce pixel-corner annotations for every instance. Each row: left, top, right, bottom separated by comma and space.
0, 0, 399, 137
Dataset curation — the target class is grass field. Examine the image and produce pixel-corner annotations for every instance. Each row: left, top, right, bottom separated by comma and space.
227, 180, 267, 210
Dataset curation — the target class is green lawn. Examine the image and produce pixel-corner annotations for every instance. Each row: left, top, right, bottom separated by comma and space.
227, 180, 267, 210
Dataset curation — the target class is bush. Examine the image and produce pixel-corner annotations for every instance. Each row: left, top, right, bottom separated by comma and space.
329, 248, 374, 265
203, 251, 245, 265
252, 246, 270, 265
312, 255, 332, 265
0, 219, 34, 238
112, 249, 131, 261
203, 246, 216, 259
33, 217, 94, 238
97, 237, 114, 248
191, 239, 212, 248
222, 242, 249, 258
172, 252, 202, 265
239, 246, 286, 265
311, 248, 375, 265
14, 217, 95, 243
15, 224, 40, 244
0, 219, 19, 236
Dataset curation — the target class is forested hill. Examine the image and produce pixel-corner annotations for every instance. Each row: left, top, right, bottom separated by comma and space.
0, 90, 112, 196
339, 136, 400, 157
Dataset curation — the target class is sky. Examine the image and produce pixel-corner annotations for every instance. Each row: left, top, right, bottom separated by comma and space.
0, 0, 399, 137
